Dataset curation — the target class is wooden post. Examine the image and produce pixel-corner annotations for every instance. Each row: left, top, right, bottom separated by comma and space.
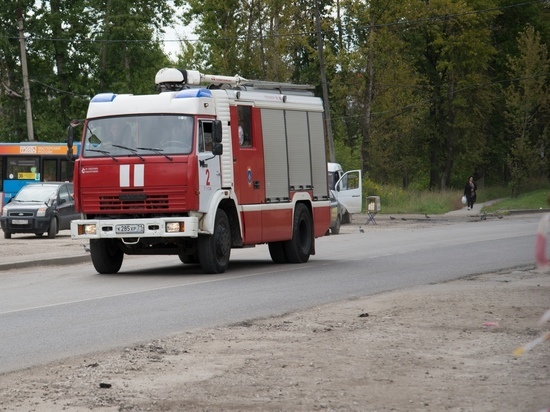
18, 7, 34, 141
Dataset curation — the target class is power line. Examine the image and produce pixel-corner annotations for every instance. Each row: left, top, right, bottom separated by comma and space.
30, 79, 90, 98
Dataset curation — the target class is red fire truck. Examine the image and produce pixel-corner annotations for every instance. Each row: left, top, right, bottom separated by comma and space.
67, 68, 336, 274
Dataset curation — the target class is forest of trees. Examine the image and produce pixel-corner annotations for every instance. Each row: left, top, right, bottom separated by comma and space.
0, 0, 549, 193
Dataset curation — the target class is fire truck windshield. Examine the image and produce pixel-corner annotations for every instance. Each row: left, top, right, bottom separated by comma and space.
83, 115, 194, 157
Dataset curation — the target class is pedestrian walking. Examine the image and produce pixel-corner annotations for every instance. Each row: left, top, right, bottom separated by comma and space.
464, 176, 477, 210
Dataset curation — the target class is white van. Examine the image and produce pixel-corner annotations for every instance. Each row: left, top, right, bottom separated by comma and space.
327, 163, 362, 224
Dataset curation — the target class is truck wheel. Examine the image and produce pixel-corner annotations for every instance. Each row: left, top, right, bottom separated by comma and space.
284, 203, 313, 263
268, 241, 288, 263
331, 215, 341, 235
90, 239, 124, 274
3, 231, 11, 239
198, 209, 231, 274
47, 217, 58, 238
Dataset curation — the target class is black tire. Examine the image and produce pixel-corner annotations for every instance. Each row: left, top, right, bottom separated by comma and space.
47, 217, 58, 239
35, 233, 44, 237
198, 209, 231, 274
283, 203, 313, 263
3, 231, 11, 239
342, 212, 351, 224
90, 239, 124, 274
331, 215, 341, 235
268, 241, 288, 263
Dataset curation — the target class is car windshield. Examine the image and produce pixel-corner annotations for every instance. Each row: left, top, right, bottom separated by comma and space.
15, 185, 57, 202
83, 115, 194, 157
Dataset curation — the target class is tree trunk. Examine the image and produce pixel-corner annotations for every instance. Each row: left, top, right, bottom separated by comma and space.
442, 81, 455, 191
99, 0, 112, 91
50, 0, 68, 124
361, 23, 375, 175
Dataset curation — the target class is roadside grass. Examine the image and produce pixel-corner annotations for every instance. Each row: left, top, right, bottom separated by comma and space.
373, 182, 550, 215
481, 189, 550, 214
377, 187, 463, 215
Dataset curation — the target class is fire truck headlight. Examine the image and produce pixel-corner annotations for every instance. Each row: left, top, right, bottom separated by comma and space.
166, 222, 184, 233
83, 224, 97, 235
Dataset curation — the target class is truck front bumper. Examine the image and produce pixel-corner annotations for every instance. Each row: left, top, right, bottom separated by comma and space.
71, 217, 199, 240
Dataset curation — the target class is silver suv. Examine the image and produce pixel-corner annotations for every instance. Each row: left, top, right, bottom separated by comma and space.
0, 182, 78, 239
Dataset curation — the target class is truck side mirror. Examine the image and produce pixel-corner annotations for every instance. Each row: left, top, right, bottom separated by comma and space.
67, 119, 81, 160
67, 127, 74, 160
212, 143, 223, 156
212, 120, 223, 144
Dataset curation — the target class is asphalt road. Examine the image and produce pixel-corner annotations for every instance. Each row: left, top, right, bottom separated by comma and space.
0, 214, 541, 374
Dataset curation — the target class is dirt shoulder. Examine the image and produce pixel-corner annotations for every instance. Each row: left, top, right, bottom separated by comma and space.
1, 264, 549, 412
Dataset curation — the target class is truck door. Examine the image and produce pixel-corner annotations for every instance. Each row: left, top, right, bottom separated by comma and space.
335, 170, 362, 214
230, 106, 265, 204
197, 120, 222, 213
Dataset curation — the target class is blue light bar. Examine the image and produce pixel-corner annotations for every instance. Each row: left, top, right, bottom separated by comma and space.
175, 89, 212, 99
91, 93, 117, 102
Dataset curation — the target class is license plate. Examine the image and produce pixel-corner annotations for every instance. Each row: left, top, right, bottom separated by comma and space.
12, 219, 28, 225
115, 224, 144, 234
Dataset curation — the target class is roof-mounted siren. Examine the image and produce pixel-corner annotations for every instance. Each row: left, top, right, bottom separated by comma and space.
155, 68, 250, 92
155, 68, 202, 92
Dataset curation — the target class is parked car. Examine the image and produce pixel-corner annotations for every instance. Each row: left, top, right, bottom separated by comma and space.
0, 182, 78, 239
329, 189, 344, 235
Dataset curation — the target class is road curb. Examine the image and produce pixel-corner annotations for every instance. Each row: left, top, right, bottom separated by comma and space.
508, 208, 550, 215
0, 255, 90, 272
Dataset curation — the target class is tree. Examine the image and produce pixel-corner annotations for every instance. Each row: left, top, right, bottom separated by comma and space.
93, 0, 179, 94
504, 25, 550, 197
484, 0, 550, 186
182, 0, 330, 83
0, 2, 32, 141
0, 0, 182, 142
410, 0, 499, 190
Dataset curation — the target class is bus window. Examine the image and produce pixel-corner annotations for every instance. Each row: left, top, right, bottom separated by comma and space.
60, 159, 74, 182
43, 159, 57, 182
7, 157, 40, 180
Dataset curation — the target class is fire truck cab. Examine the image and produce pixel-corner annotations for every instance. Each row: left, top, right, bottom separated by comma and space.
68, 69, 334, 274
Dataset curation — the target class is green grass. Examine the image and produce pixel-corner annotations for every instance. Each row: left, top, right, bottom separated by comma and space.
375, 188, 463, 215
481, 189, 550, 214
370, 183, 550, 215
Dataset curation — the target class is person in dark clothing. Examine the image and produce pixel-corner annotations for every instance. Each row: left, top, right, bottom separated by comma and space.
464, 176, 477, 210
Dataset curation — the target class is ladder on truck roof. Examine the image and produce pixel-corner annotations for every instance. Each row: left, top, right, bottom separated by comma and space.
155, 68, 314, 94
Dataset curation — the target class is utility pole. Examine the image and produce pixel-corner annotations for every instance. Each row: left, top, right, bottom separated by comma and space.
18, 7, 34, 141
314, 0, 335, 163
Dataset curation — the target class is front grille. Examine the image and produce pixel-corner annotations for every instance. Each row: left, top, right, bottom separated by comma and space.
8, 211, 34, 217
81, 188, 189, 213
99, 193, 169, 210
